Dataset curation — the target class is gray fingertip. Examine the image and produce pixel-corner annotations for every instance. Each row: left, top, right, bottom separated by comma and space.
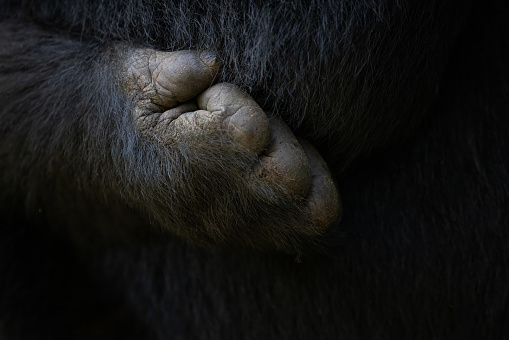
259, 119, 312, 197
299, 139, 342, 230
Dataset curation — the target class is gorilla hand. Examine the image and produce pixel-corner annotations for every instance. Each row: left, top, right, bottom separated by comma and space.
120, 47, 341, 252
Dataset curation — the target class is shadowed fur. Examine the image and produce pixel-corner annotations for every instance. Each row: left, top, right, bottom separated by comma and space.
1, 0, 509, 339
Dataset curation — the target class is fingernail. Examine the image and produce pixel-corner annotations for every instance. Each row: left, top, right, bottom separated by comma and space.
199, 50, 217, 66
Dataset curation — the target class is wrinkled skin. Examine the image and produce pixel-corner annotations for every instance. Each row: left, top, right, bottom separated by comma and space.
1, 0, 509, 339
120, 47, 340, 243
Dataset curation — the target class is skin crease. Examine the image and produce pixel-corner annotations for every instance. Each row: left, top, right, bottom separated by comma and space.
0, 0, 509, 339
120, 47, 340, 236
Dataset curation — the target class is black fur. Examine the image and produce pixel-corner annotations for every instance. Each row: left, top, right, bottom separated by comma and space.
1, 0, 509, 338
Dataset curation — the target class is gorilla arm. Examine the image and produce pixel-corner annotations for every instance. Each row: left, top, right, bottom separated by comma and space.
0, 19, 340, 253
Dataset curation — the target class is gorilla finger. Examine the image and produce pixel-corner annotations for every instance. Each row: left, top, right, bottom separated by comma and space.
197, 83, 270, 154
151, 50, 221, 107
124, 49, 220, 109
257, 118, 312, 198
299, 140, 342, 231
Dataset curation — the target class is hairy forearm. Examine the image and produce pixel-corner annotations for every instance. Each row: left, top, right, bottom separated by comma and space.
0, 17, 341, 253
